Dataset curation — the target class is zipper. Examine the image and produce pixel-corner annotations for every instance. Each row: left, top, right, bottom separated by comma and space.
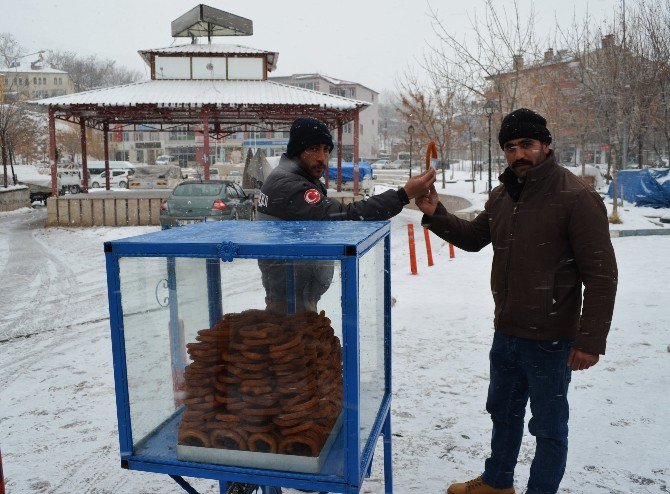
498, 202, 520, 327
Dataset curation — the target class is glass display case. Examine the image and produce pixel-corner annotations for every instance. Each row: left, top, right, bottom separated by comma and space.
105, 220, 393, 493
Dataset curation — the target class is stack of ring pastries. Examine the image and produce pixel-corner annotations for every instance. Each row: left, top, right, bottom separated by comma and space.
177, 309, 343, 457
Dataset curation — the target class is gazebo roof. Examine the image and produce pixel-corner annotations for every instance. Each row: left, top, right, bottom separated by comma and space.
31, 79, 369, 130
138, 43, 279, 72
32, 79, 365, 108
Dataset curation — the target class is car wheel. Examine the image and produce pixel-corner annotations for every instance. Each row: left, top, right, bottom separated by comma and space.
70, 185, 81, 194
91, 181, 100, 188
119, 180, 127, 189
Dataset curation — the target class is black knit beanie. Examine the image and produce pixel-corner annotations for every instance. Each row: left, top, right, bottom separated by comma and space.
498, 108, 552, 149
286, 117, 334, 159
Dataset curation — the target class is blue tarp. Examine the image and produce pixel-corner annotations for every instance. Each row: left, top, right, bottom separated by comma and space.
326, 162, 373, 182
607, 169, 670, 208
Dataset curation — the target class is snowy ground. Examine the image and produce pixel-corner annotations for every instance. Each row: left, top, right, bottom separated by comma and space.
0, 204, 669, 494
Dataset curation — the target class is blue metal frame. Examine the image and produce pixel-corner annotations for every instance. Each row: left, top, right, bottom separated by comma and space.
104, 221, 394, 493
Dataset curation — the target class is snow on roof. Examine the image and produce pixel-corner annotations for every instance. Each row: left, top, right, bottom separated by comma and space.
0, 60, 68, 75
271, 73, 378, 94
138, 43, 279, 71
30, 79, 369, 110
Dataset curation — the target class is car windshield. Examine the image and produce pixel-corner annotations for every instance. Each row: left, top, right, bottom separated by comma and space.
172, 183, 225, 197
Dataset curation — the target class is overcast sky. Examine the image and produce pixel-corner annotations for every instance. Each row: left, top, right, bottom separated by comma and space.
2, 0, 621, 93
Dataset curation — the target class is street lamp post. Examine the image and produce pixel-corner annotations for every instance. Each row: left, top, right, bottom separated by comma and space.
484, 100, 496, 193
408, 124, 414, 178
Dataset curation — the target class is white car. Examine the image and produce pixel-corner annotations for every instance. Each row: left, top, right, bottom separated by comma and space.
155, 155, 178, 166
372, 159, 391, 169
90, 169, 132, 189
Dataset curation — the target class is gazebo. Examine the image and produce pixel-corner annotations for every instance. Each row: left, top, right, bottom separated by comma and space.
32, 4, 369, 200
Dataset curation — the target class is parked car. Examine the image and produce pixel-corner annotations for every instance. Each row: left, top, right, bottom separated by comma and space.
57, 169, 84, 194
371, 159, 391, 169
155, 155, 178, 166
160, 180, 255, 228
90, 169, 132, 189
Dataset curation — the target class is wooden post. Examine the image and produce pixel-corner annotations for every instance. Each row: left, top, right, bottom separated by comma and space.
449, 243, 456, 259
80, 118, 88, 193
407, 224, 418, 275
49, 107, 57, 197
337, 121, 343, 192
353, 110, 360, 196
103, 122, 110, 190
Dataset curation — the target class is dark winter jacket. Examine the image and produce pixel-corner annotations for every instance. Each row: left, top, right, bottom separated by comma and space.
257, 154, 409, 221
421, 153, 618, 354
256, 154, 410, 312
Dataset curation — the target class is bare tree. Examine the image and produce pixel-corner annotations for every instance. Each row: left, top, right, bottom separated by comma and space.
426, 0, 544, 115
396, 68, 460, 184
46, 50, 143, 92
0, 32, 25, 68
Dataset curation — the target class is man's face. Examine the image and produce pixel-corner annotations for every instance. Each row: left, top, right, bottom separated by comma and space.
503, 138, 550, 178
298, 143, 331, 179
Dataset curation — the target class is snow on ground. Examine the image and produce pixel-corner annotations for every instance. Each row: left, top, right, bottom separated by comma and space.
0, 204, 669, 494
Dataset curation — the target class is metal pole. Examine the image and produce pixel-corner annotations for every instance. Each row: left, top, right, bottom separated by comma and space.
487, 113, 492, 193
49, 107, 57, 197
103, 122, 110, 191
337, 121, 343, 192
80, 117, 88, 193
409, 134, 413, 178
203, 109, 210, 180
353, 110, 360, 196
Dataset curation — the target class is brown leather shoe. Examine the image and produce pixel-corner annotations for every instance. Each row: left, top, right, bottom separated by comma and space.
447, 476, 515, 494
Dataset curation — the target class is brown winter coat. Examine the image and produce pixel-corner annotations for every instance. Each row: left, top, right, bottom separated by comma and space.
422, 154, 617, 354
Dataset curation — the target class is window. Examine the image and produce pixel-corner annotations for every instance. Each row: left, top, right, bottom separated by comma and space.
34, 77, 37, 84
297, 82, 316, 90
42, 77, 46, 84
54, 77, 58, 84
343, 123, 352, 134
332, 87, 355, 98
122, 132, 131, 141
371, 93, 375, 102
360, 124, 364, 135
135, 132, 144, 142
169, 126, 195, 141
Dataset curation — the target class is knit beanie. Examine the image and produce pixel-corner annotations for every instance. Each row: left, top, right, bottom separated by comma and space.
286, 118, 334, 158
498, 108, 552, 149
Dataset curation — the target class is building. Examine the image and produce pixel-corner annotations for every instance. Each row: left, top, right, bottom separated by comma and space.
1, 54, 74, 102
270, 73, 380, 161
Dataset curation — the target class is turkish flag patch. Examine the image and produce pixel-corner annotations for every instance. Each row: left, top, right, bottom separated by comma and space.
304, 188, 322, 205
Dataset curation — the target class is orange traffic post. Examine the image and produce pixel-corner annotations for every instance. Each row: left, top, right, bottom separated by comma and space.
423, 227, 434, 267
449, 243, 456, 259
425, 140, 438, 171
407, 224, 418, 275
0, 447, 5, 494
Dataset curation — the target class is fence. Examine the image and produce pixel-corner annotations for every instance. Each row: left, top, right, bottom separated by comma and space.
46, 191, 169, 227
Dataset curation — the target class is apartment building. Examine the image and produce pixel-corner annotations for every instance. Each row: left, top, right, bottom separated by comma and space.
270, 73, 380, 161
1, 55, 74, 102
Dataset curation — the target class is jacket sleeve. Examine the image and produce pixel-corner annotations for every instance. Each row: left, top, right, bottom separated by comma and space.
569, 189, 618, 355
279, 184, 406, 221
421, 201, 491, 252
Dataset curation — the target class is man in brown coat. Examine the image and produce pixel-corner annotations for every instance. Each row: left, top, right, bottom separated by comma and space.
416, 108, 618, 494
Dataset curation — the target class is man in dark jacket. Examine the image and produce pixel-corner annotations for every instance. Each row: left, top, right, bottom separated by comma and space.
416, 108, 617, 494
257, 116, 435, 312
